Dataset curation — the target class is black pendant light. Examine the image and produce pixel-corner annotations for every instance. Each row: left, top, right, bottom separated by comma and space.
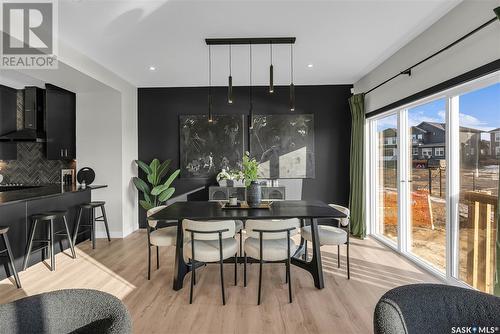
228, 45, 233, 104
269, 43, 274, 94
289, 44, 295, 111
208, 45, 213, 122
249, 44, 254, 129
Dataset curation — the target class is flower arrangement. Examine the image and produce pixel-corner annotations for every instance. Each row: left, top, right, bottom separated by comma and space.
242, 151, 259, 187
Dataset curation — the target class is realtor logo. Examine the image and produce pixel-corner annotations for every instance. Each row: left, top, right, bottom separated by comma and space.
1, 0, 58, 68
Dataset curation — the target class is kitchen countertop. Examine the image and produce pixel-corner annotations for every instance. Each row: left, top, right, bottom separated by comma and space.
0, 184, 107, 205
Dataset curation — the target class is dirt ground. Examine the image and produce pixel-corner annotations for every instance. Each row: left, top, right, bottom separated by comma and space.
380, 165, 498, 289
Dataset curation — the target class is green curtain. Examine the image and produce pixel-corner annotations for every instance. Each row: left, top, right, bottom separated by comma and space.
348, 93, 366, 238
495, 169, 500, 296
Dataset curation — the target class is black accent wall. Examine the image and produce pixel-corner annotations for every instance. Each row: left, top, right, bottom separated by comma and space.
138, 85, 352, 224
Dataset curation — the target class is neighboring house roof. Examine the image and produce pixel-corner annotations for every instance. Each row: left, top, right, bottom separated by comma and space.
411, 126, 426, 134
459, 126, 482, 133
489, 128, 500, 133
424, 122, 446, 131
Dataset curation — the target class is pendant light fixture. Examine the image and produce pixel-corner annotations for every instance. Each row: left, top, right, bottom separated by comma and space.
208, 45, 213, 122
289, 43, 295, 111
249, 44, 254, 129
269, 43, 274, 94
228, 45, 233, 104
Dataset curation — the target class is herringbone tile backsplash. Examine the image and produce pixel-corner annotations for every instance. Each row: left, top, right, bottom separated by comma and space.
0, 90, 75, 184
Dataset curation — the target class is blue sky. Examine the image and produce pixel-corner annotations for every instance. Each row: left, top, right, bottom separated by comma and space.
377, 82, 500, 134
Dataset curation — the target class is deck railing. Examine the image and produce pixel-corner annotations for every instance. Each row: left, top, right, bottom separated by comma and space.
464, 191, 498, 294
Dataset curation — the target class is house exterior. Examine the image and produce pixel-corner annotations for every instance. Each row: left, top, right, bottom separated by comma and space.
381, 122, 482, 164
490, 128, 500, 158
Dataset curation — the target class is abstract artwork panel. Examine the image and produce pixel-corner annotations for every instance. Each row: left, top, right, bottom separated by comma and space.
250, 114, 315, 179
180, 114, 244, 178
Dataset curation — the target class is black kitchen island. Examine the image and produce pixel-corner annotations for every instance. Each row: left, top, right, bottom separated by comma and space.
0, 184, 106, 279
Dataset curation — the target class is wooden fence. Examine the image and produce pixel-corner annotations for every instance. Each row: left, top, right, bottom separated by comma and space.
464, 191, 498, 294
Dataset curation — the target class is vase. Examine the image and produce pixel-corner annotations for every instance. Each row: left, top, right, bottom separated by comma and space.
246, 181, 262, 208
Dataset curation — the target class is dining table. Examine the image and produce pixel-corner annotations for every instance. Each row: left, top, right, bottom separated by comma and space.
148, 200, 347, 291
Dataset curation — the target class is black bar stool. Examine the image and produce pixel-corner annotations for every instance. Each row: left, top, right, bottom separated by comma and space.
23, 210, 76, 272
0, 226, 21, 288
73, 202, 110, 249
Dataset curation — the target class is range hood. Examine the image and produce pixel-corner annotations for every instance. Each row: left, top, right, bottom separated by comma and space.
0, 87, 46, 142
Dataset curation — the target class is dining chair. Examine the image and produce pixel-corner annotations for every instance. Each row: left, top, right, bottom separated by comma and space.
243, 218, 300, 305
183, 219, 238, 305
301, 204, 350, 279
146, 206, 178, 280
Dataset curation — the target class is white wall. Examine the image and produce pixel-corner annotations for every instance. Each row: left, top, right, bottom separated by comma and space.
76, 91, 124, 238
354, 0, 500, 113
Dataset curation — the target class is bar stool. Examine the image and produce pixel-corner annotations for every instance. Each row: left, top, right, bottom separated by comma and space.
73, 201, 111, 249
23, 210, 76, 272
0, 226, 21, 288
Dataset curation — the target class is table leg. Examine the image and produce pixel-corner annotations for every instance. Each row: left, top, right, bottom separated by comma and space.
173, 219, 189, 291
291, 218, 324, 289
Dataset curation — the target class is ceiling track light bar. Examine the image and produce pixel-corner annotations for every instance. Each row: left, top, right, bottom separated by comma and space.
205, 37, 296, 45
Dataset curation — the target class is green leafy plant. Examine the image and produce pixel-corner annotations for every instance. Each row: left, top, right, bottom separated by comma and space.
133, 159, 180, 211
242, 151, 259, 186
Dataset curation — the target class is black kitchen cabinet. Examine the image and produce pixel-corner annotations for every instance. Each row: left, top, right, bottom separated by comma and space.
45, 84, 76, 160
0, 85, 18, 160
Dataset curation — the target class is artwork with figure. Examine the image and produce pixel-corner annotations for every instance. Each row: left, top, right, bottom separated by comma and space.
180, 114, 244, 178
250, 114, 315, 179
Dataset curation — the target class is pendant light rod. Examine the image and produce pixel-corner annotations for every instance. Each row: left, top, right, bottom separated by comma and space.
290, 43, 295, 111
269, 43, 274, 94
249, 44, 254, 129
228, 45, 233, 104
208, 44, 213, 122
206, 37, 296, 45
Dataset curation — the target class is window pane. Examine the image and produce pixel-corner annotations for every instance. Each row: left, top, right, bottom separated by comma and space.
408, 98, 447, 272
376, 115, 398, 242
457, 83, 499, 295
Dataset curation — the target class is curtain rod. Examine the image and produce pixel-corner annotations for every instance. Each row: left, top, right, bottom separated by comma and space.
365, 10, 499, 95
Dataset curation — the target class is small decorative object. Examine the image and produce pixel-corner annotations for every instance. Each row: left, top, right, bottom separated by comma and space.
216, 169, 231, 187
243, 152, 261, 207
228, 196, 238, 206
77, 167, 95, 185
80, 180, 86, 189
220, 201, 273, 210
133, 159, 180, 211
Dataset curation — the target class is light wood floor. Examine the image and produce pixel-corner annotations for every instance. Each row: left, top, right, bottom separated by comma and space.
0, 230, 438, 333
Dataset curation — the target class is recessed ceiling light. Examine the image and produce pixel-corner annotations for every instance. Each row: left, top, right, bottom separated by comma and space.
149, 66, 156, 71
307, 64, 313, 68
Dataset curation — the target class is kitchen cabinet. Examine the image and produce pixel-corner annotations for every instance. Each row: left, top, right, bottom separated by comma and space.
45, 84, 76, 160
0, 85, 18, 160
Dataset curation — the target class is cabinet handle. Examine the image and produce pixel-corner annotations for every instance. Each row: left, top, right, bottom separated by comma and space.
65, 149, 68, 157
60, 149, 64, 157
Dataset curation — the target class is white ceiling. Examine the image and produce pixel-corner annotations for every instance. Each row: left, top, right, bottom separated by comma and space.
58, 0, 461, 87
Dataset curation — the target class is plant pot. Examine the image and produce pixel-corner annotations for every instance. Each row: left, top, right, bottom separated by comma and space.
218, 179, 227, 187
246, 181, 262, 208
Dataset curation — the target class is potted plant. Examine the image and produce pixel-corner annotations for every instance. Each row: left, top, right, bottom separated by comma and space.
216, 169, 231, 187
133, 159, 180, 211
230, 170, 245, 187
242, 152, 261, 207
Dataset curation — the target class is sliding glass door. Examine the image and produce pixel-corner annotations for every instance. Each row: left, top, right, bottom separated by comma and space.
367, 73, 499, 295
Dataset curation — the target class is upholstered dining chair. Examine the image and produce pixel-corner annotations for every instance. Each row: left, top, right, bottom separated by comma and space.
243, 218, 300, 305
146, 206, 178, 280
301, 204, 350, 279
183, 219, 238, 305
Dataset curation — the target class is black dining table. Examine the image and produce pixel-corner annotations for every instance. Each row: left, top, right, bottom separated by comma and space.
148, 200, 347, 291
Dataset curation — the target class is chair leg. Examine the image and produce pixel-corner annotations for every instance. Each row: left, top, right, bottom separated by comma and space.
49, 219, 55, 271
63, 216, 76, 259
72, 208, 83, 247
244, 252, 247, 287
101, 205, 111, 242
189, 260, 194, 304
337, 245, 340, 268
287, 257, 292, 303
234, 252, 237, 286
258, 257, 263, 305
2, 234, 21, 288
219, 248, 226, 306
23, 219, 38, 271
304, 240, 308, 261
156, 246, 160, 270
91, 208, 96, 249
147, 229, 151, 280
347, 242, 350, 280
